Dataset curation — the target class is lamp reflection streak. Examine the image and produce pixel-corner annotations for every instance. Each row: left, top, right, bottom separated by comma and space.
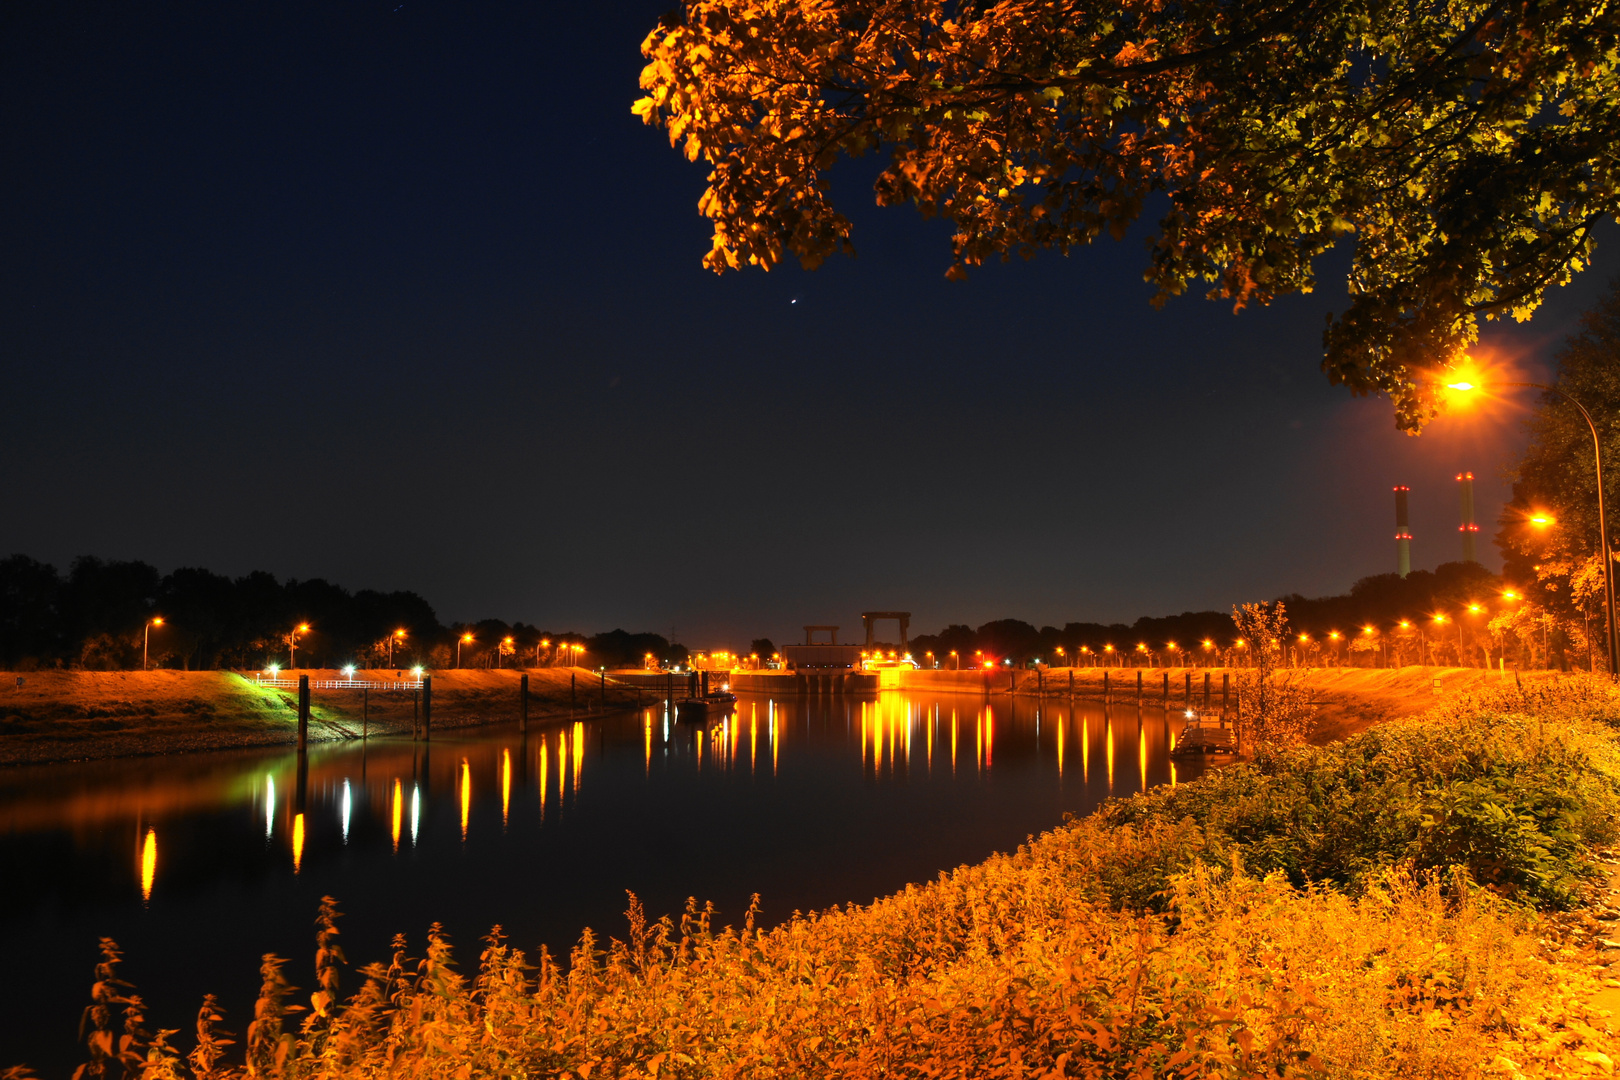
460, 759, 471, 841
572, 723, 584, 793
539, 739, 549, 820
265, 775, 275, 839
985, 709, 993, 770
292, 813, 305, 873
501, 749, 511, 828
140, 827, 156, 902
341, 779, 351, 844
391, 778, 402, 852
410, 784, 420, 845
1106, 716, 1115, 790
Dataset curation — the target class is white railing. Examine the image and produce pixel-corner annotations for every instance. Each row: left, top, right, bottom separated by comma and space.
252, 676, 423, 690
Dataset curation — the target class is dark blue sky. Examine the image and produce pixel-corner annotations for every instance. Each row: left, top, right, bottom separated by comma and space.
3, 1, 1616, 646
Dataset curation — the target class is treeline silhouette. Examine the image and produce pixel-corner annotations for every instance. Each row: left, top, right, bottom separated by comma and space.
911, 561, 1509, 667
0, 555, 690, 672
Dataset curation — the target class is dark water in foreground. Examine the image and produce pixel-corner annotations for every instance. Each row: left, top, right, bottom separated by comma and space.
0, 690, 1204, 1075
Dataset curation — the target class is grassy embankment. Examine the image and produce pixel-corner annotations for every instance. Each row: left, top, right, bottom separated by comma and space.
0, 669, 644, 766
992, 664, 1562, 742
39, 679, 1620, 1079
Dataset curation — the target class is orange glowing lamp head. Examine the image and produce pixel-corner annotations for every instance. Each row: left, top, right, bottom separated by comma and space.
1433, 614, 1447, 624
1104, 644, 1114, 652
1363, 626, 1375, 635
297, 623, 310, 633
151, 616, 164, 626
1299, 633, 1309, 642
1529, 512, 1556, 528
1502, 590, 1519, 601
395, 628, 406, 638
461, 633, 473, 643
1399, 620, 1411, 629
1329, 631, 1340, 640
1469, 604, 1483, 613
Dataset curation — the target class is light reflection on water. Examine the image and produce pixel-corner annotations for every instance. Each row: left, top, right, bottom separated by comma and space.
1, 690, 1203, 1076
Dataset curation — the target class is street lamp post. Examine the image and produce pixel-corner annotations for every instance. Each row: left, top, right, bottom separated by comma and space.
287, 623, 310, 669
390, 629, 406, 667
458, 633, 473, 668
1449, 378, 1618, 677
143, 617, 164, 670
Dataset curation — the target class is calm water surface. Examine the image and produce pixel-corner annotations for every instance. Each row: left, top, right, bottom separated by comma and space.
1, 690, 1204, 1075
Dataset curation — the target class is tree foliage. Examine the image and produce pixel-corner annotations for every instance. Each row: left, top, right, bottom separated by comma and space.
635, 0, 1620, 428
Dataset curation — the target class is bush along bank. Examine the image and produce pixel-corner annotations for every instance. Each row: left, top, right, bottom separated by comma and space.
28, 681, 1620, 1080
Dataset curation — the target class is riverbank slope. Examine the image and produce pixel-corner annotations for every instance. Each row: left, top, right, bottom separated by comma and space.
0, 669, 644, 766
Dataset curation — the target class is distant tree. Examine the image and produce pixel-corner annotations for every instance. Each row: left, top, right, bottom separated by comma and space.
637, 0, 1620, 429
589, 629, 675, 669
1230, 601, 1313, 756
974, 619, 1041, 663
750, 637, 776, 661
60, 556, 160, 664
0, 554, 64, 667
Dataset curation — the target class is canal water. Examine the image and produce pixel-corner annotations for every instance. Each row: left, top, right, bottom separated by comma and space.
0, 690, 1204, 1076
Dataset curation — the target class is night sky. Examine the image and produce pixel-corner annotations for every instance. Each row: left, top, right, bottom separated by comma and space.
4, 1, 1618, 646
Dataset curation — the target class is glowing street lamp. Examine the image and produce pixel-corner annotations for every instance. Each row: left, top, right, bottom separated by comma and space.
1447, 377, 1617, 677
458, 633, 473, 668
538, 638, 551, 666
949, 649, 959, 669
389, 628, 406, 666
143, 616, 164, 670
287, 623, 310, 669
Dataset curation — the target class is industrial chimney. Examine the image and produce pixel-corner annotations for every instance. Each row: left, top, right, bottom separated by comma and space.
1394, 485, 1412, 579
1457, 471, 1479, 563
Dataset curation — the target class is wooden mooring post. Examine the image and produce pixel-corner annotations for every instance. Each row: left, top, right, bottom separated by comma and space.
1103, 670, 1110, 705
1162, 672, 1169, 706
519, 673, 529, 733
362, 686, 368, 740
421, 675, 432, 740
570, 672, 577, 710
600, 671, 607, 709
1203, 673, 1211, 711
297, 675, 310, 750
1136, 671, 1143, 704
